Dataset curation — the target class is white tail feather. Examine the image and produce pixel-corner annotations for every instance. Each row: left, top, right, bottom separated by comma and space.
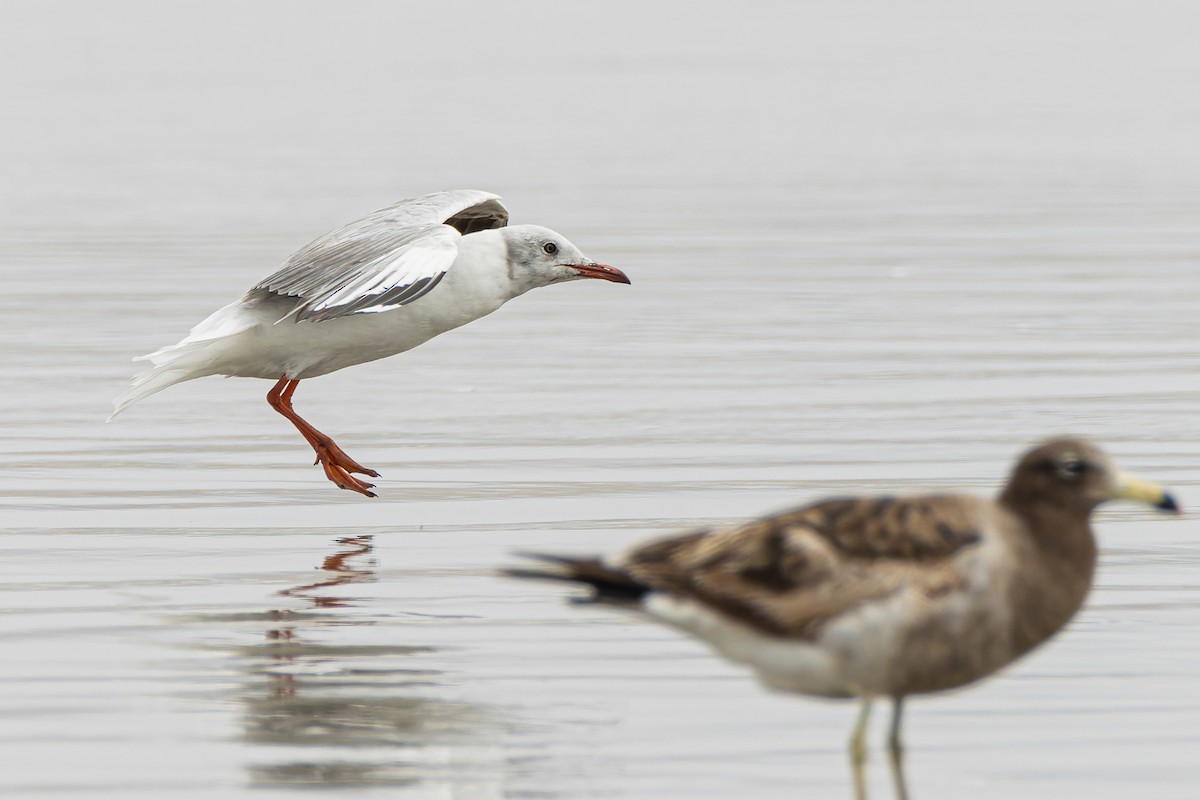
110, 299, 259, 420
110, 369, 191, 420
109, 339, 224, 420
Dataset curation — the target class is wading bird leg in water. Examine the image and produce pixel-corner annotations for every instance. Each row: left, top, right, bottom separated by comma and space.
888, 698, 910, 800
505, 438, 1180, 800
849, 699, 873, 800
266, 376, 380, 497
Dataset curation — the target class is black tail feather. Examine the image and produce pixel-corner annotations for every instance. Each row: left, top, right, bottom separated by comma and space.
502, 552, 650, 605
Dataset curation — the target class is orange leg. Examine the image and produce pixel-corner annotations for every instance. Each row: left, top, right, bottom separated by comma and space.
266, 376, 381, 497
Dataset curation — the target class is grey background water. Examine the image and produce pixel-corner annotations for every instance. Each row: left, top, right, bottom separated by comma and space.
2, 1, 1198, 797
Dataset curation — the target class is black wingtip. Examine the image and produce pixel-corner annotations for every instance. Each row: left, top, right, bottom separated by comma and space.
501, 552, 650, 605
508, 550, 583, 566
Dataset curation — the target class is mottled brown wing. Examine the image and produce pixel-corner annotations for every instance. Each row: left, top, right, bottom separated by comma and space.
620, 495, 984, 638
776, 495, 984, 559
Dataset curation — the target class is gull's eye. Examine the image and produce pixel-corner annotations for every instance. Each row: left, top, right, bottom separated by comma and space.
1055, 454, 1087, 480
542, 241, 558, 255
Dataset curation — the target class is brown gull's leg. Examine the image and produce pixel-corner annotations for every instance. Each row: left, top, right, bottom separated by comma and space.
887, 697, 910, 800
266, 376, 381, 497
849, 698, 872, 800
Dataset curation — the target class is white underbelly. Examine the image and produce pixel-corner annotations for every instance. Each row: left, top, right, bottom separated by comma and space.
641, 562, 1016, 700
819, 582, 1014, 697
204, 291, 503, 380
642, 593, 854, 698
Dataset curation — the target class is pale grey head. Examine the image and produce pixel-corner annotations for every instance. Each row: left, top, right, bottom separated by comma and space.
498, 224, 630, 294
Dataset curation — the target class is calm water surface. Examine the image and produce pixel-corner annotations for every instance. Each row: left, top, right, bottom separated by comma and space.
2, 2, 1199, 798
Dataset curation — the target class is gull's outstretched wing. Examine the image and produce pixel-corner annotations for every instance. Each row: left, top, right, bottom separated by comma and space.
252, 189, 509, 322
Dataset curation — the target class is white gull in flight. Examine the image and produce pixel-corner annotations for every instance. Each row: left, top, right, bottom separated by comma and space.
111, 189, 630, 496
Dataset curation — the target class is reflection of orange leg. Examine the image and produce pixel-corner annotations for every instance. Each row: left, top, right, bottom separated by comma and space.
277, 535, 376, 608
266, 376, 380, 497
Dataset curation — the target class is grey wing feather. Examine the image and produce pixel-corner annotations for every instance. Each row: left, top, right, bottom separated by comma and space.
381, 189, 508, 233
253, 190, 508, 323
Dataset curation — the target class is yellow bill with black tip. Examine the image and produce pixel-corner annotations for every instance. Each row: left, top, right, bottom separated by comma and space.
1113, 473, 1181, 514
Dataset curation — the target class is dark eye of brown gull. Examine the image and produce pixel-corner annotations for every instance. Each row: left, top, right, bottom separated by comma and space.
1054, 453, 1088, 480
542, 241, 558, 255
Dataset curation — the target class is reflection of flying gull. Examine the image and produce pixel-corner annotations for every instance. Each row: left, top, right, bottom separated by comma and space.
508, 438, 1179, 798
111, 190, 630, 496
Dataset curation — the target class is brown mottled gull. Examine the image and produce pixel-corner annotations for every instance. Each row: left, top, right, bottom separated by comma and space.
506, 438, 1179, 796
